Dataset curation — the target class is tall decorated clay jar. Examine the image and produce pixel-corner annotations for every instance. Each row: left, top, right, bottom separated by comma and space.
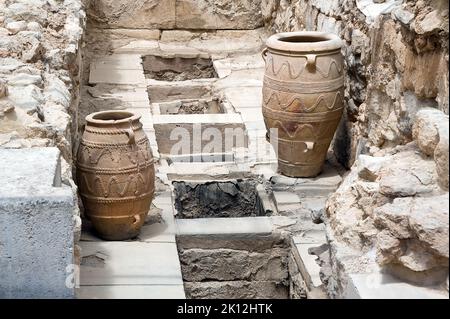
76, 111, 155, 240
262, 31, 344, 177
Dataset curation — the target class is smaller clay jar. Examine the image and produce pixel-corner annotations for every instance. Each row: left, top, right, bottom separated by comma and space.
76, 111, 155, 240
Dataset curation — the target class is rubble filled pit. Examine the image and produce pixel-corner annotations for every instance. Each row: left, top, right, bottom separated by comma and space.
173, 180, 272, 219
157, 97, 225, 115
177, 234, 291, 299
143, 55, 218, 81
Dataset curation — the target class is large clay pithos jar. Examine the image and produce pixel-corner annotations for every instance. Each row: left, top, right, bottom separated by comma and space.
76, 111, 155, 240
262, 31, 344, 177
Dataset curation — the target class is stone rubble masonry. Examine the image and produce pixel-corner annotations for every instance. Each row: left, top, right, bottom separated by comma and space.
0, 148, 75, 298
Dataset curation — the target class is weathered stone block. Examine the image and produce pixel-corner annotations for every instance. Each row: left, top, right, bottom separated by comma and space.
153, 114, 247, 155
184, 281, 289, 299
0, 148, 75, 298
176, 0, 264, 30
87, 0, 176, 29
179, 247, 288, 282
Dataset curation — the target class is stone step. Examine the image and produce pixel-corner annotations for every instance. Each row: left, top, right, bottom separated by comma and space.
0, 148, 75, 298
90, 54, 143, 70
153, 113, 247, 155
77, 285, 185, 299
176, 217, 272, 237
346, 273, 449, 299
79, 241, 183, 286
89, 67, 146, 85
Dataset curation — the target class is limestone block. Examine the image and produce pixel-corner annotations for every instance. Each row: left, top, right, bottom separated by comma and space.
0, 148, 75, 298
176, 0, 264, 30
345, 273, 448, 299
153, 114, 247, 155
79, 242, 183, 286
357, 154, 390, 182
87, 0, 175, 29
179, 247, 288, 282
434, 127, 449, 190
412, 108, 449, 156
185, 281, 289, 299
374, 194, 449, 281
378, 146, 438, 197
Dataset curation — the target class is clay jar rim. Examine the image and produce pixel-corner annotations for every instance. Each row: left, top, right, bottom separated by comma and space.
266, 31, 343, 53
86, 110, 141, 126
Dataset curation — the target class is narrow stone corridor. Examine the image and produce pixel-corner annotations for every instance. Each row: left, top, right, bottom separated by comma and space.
76, 28, 345, 299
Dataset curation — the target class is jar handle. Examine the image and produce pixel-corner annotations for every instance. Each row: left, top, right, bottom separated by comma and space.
306, 54, 317, 69
125, 120, 135, 145
261, 48, 269, 63
304, 141, 315, 153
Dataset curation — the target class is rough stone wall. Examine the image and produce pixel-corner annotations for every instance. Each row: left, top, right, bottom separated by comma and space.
178, 234, 290, 299
86, 0, 264, 30
263, 0, 449, 297
1, 0, 86, 163
0, 0, 86, 294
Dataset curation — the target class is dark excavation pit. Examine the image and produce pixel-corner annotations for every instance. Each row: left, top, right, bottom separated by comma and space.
173, 180, 271, 219
143, 55, 217, 81
158, 97, 224, 115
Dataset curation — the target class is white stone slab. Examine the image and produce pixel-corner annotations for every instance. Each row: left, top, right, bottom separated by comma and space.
273, 191, 301, 205
114, 40, 160, 54
79, 241, 183, 286
91, 54, 143, 70
0, 147, 61, 195
77, 285, 185, 299
176, 217, 273, 236
152, 113, 243, 125
105, 91, 150, 103
89, 67, 145, 85
224, 87, 263, 109
346, 273, 449, 299
294, 243, 324, 289
239, 108, 264, 123
138, 200, 176, 244
293, 230, 327, 245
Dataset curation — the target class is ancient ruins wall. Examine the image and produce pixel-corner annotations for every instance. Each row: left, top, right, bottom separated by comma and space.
263, 0, 449, 297
0, 0, 86, 297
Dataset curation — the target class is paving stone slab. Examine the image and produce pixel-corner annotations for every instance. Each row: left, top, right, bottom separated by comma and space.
79, 242, 183, 286
138, 200, 177, 244
293, 242, 324, 290
346, 273, 449, 299
77, 285, 185, 299
273, 191, 301, 206
114, 40, 160, 55
90, 54, 143, 70
223, 87, 263, 109
89, 67, 145, 85
176, 217, 273, 236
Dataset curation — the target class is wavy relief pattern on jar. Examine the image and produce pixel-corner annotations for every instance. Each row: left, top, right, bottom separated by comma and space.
262, 87, 345, 113
264, 53, 343, 81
